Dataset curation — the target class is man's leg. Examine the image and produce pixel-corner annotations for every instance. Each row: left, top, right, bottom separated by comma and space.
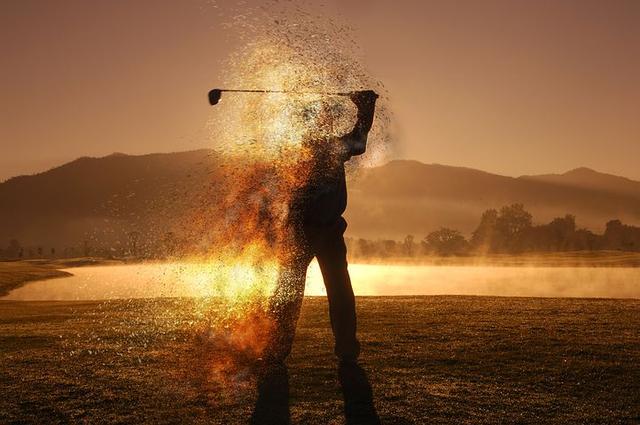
251, 227, 312, 423
313, 220, 380, 424
263, 247, 313, 364
251, 361, 290, 425
313, 217, 360, 362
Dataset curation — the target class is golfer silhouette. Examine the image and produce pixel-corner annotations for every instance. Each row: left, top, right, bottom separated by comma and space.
252, 90, 380, 424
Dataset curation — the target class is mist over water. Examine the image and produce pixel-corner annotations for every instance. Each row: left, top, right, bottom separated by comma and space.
3, 263, 639, 301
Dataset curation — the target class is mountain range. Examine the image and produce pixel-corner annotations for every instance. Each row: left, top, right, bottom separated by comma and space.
1, 149, 639, 248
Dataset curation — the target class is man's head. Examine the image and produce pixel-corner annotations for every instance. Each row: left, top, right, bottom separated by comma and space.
300, 99, 356, 140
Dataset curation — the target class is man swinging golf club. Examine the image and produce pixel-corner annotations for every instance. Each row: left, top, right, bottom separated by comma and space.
209, 87, 380, 424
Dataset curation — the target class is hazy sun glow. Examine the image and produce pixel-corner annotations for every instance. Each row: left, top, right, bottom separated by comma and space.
179, 243, 279, 303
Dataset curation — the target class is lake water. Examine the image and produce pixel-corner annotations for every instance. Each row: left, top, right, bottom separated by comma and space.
3, 262, 640, 301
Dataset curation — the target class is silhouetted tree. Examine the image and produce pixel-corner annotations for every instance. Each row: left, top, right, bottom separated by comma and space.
604, 219, 625, 250
471, 209, 498, 252
380, 240, 398, 258
403, 235, 415, 257
424, 228, 469, 256
572, 228, 601, 251
495, 204, 532, 253
524, 214, 577, 252
357, 238, 376, 257
548, 215, 576, 250
603, 219, 640, 251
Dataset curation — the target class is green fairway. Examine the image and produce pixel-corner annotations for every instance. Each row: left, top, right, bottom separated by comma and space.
1, 296, 639, 424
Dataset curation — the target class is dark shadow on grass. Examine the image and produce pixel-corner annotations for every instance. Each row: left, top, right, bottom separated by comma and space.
250, 361, 381, 424
339, 362, 381, 425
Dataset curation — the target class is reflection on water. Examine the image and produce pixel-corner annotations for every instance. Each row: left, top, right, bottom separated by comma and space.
3, 262, 640, 301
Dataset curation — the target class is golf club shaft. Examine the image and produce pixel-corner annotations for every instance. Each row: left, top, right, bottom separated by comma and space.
217, 89, 351, 96
208, 88, 363, 105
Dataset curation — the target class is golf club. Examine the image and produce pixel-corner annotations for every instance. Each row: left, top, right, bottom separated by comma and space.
208, 88, 352, 106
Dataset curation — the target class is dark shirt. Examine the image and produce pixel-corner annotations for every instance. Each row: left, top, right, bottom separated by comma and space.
291, 93, 376, 228
293, 137, 353, 227
299, 163, 348, 227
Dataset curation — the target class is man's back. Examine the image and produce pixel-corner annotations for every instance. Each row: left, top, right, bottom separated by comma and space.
292, 138, 348, 227
291, 89, 378, 228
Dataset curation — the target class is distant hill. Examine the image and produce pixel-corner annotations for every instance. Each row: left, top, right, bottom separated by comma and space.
345, 161, 640, 238
0, 150, 220, 249
519, 167, 640, 199
1, 151, 639, 249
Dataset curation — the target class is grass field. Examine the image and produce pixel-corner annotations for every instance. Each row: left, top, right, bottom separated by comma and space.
1, 296, 639, 424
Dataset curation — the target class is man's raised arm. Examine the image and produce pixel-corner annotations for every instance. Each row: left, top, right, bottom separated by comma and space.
341, 90, 378, 159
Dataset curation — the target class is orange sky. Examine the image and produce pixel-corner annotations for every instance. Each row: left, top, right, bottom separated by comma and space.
1, 0, 639, 181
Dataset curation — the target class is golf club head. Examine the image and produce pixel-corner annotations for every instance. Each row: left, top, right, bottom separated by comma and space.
208, 89, 222, 105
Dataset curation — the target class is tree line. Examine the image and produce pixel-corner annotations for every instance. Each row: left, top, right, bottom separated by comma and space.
0, 231, 180, 261
346, 204, 640, 258
2, 204, 639, 260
